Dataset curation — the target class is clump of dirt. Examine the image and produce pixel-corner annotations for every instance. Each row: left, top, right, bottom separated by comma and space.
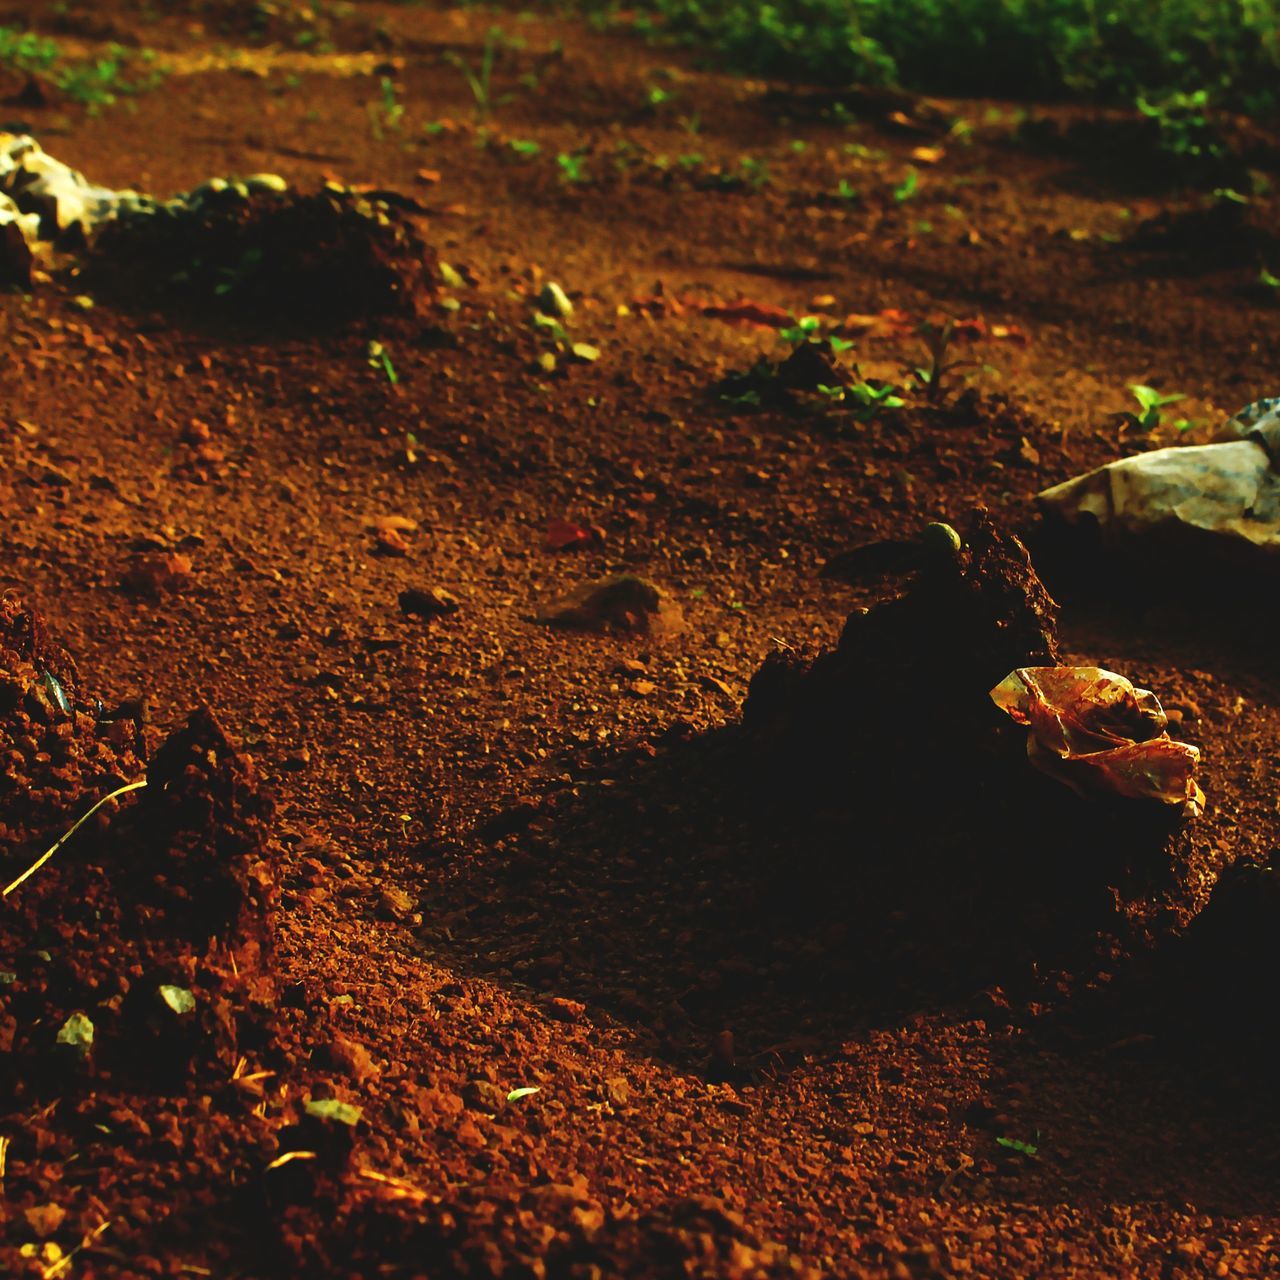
0, 595, 277, 1098
742, 514, 1206, 993
0, 591, 139, 857
1142, 856, 1280, 1052
87, 185, 437, 324
1125, 195, 1280, 267
294, 1187, 820, 1280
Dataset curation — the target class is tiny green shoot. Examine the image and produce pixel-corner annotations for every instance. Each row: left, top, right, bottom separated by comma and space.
1127, 383, 1186, 431
996, 1136, 1039, 1157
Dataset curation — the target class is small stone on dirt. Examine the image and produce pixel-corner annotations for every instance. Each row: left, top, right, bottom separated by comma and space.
120, 552, 193, 599
324, 1035, 379, 1083
367, 514, 418, 534
547, 996, 586, 1022
603, 1076, 631, 1108
699, 674, 735, 698
23, 1204, 66, 1239
463, 1079, 508, 1113
399, 586, 460, 619
377, 886, 415, 920
373, 527, 411, 557
537, 574, 680, 634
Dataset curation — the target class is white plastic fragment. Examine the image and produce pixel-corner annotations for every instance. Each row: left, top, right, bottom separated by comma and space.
1, 132, 290, 274
1038, 400, 1280, 553
1, 132, 127, 236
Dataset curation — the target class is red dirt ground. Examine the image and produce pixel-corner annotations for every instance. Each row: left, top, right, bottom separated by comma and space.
4, 3, 1280, 1277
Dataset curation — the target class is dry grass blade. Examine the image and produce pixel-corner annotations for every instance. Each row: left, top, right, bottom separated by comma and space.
3, 779, 148, 898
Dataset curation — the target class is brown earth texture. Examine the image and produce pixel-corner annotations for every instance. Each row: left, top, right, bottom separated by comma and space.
4, 3, 1280, 1277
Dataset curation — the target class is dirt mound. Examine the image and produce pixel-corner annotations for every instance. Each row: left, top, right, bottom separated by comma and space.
1140, 856, 1280, 1053
1, 599, 277, 1093
0, 592, 140, 859
1, 595, 282, 1274
87, 184, 436, 324
290, 1187, 819, 1280
1125, 196, 1280, 268
741, 514, 1207, 993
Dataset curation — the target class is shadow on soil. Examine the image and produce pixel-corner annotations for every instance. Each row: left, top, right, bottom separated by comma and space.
427, 519, 1221, 1081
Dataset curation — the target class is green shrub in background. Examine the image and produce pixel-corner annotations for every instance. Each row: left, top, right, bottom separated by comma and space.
606, 0, 1280, 111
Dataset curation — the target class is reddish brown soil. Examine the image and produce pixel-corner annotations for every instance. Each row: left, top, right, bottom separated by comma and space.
4, 4, 1280, 1277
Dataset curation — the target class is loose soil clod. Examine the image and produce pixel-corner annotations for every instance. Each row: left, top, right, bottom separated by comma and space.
88, 185, 437, 324
743, 514, 1204, 988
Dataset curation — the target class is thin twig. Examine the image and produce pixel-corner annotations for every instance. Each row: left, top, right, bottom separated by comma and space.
3, 779, 147, 898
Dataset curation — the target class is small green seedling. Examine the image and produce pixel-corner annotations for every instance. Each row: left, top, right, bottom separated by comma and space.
847, 380, 906, 420
557, 151, 589, 184
908, 319, 975, 405
738, 155, 770, 191
1127, 383, 1186, 431
996, 1136, 1038, 1157
509, 138, 541, 158
779, 315, 824, 346
367, 340, 399, 385
374, 75, 404, 135
894, 168, 919, 202
834, 178, 860, 203
1259, 266, 1280, 291
444, 26, 510, 122
506, 1086, 541, 1102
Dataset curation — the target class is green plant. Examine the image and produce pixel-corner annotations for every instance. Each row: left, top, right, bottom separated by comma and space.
834, 178, 860, 202
557, 151, 589, 184
893, 168, 919, 202
996, 1136, 1039, 1157
0, 28, 165, 110
368, 340, 399, 385
907, 319, 974, 404
583, 0, 1280, 115
778, 315, 853, 353
444, 26, 510, 122
738, 155, 770, 190
1125, 383, 1186, 431
0, 26, 58, 76
1137, 88, 1230, 181
845, 379, 906, 421
778, 315, 824, 346
367, 75, 405, 138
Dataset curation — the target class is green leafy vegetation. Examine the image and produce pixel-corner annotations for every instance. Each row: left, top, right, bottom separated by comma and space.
0, 27, 165, 109
557, 150, 590, 183
1125, 383, 1186, 432
996, 1135, 1039, 1157
591, 1, 1280, 114
368, 340, 399, 385
444, 26, 514, 121
368, 74, 405, 138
